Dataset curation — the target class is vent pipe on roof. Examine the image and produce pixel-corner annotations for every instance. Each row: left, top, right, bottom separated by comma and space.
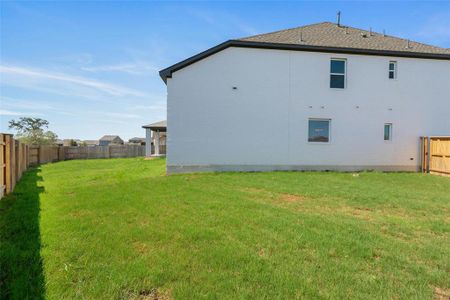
406, 39, 411, 48
369, 27, 373, 36
383, 29, 386, 37
336, 11, 341, 27
299, 31, 304, 42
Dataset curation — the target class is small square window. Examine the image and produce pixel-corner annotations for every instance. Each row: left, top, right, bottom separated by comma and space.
389, 61, 397, 79
309, 119, 330, 143
330, 59, 346, 89
384, 123, 392, 141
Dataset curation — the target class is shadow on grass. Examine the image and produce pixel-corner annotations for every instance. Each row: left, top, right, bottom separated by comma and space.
0, 168, 45, 299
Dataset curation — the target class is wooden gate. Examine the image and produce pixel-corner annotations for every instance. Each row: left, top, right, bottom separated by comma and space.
421, 136, 450, 176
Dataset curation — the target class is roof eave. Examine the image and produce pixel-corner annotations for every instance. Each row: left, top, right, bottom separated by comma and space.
159, 40, 233, 83
159, 40, 450, 84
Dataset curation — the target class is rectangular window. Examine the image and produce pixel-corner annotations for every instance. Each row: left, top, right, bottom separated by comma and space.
384, 123, 392, 141
308, 119, 330, 143
389, 61, 397, 79
330, 59, 346, 89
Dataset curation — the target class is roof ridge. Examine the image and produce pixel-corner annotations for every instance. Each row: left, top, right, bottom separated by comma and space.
337, 23, 450, 50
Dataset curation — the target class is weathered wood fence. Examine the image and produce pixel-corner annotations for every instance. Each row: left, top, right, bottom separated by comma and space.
421, 136, 450, 176
1, 134, 30, 198
27, 144, 145, 164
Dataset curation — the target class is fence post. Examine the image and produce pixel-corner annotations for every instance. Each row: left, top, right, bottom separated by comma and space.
15, 140, 20, 182
426, 137, 431, 173
0, 134, 5, 198
4, 135, 12, 194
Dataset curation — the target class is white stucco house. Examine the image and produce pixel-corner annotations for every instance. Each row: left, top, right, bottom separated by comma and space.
159, 21, 450, 174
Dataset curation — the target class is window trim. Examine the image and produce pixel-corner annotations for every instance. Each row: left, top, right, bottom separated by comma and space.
330, 58, 347, 89
389, 61, 397, 80
384, 123, 393, 142
308, 118, 331, 144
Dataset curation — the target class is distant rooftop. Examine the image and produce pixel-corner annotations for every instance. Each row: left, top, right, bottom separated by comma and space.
99, 135, 122, 141
129, 137, 146, 141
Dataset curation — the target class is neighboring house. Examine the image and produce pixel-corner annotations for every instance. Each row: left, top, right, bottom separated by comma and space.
84, 140, 99, 147
128, 137, 146, 145
142, 120, 167, 157
159, 21, 450, 174
99, 135, 124, 146
63, 139, 81, 146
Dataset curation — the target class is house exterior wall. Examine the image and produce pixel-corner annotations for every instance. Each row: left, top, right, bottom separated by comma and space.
166, 47, 450, 173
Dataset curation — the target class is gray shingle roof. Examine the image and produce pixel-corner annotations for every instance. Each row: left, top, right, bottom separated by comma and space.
142, 120, 167, 129
239, 22, 450, 55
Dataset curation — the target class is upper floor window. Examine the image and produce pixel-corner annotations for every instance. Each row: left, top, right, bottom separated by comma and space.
330, 59, 346, 89
389, 61, 397, 79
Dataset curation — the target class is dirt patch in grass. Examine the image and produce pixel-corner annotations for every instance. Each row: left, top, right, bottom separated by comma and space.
279, 193, 307, 202
242, 187, 309, 203
433, 287, 450, 300
133, 241, 148, 255
137, 288, 172, 300
122, 288, 172, 300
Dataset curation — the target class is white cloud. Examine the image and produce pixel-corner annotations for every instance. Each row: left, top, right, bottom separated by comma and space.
0, 64, 147, 97
100, 112, 142, 119
1, 96, 55, 110
128, 104, 166, 111
0, 109, 43, 116
81, 63, 159, 75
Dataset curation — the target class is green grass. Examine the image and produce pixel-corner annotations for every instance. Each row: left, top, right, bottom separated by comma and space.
1, 158, 449, 299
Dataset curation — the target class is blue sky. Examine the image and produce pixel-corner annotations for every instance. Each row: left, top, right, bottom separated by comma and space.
1, 1, 449, 140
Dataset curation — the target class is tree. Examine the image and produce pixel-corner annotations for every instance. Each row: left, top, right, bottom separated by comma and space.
8, 117, 58, 145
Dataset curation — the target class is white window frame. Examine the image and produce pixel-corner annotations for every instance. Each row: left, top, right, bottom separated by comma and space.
384, 123, 393, 141
389, 61, 397, 80
330, 58, 347, 89
308, 118, 331, 144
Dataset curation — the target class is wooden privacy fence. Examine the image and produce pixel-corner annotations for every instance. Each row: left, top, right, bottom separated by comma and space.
1, 134, 30, 199
29, 145, 63, 165
63, 144, 145, 160
421, 136, 450, 176
28, 144, 145, 164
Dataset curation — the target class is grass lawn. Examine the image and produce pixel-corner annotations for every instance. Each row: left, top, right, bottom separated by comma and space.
1, 158, 449, 299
